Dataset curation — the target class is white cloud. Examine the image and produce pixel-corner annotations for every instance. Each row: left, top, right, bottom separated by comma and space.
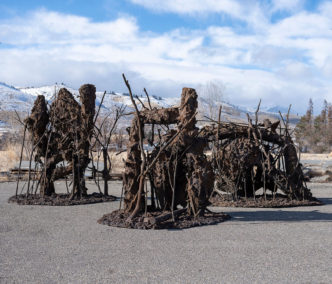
0, 9, 138, 45
130, 0, 243, 17
130, 0, 270, 29
277, 62, 313, 80
318, 1, 332, 15
268, 11, 332, 38
0, 5, 331, 112
129, 0, 303, 22
271, 0, 304, 12
322, 57, 332, 78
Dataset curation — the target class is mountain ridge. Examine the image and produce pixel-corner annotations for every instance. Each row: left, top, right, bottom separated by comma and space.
0, 82, 300, 128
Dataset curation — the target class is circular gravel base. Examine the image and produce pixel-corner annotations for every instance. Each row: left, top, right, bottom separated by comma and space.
8, 193, 116, 206
98, 209, 231, 230
210, 194, 323, 208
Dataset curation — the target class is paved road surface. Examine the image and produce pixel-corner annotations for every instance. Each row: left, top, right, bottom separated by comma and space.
1, 181, 331, 284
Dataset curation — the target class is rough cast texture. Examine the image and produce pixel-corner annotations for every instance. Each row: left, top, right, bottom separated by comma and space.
123, 88, 213, 216
24, 85, 96, 198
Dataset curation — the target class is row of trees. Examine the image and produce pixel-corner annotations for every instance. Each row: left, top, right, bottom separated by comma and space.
295, 99, 332, 153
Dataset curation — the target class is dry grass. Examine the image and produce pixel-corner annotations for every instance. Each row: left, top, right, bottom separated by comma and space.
0, 143, 22, 172
108, 151, 126, 174
301, 153, 332, 160
2, 144, 331, 174
91, 151, 126, 174
0, 142, 127, 176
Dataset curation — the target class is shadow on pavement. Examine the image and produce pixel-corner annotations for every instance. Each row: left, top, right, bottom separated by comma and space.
318, 198, 332, 205
229, 205, 332, 223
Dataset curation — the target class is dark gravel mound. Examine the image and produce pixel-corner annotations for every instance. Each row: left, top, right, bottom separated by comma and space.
8, 193, 116, 206
98, 209, 230, 230
210, 194, 323, 208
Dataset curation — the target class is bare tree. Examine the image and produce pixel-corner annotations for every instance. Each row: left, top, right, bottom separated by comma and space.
92, 103, 126, 196
197, 81, 225, 120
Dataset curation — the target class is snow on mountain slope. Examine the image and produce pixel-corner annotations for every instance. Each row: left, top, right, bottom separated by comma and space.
0, 120, 10, 133
18, 84, 173, 112
0, 82, 35, 112
0, 82, 299, 126
20, 84, 76, 101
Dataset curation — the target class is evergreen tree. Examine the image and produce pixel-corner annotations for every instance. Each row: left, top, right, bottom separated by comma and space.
295, 115, 309, 151
321, 100, 329, 150
295, 99, 332, 153
328, 104, 332, 147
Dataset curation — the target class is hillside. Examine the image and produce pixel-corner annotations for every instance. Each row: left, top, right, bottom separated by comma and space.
0, 83, 35, 112
0, 82, 300, 130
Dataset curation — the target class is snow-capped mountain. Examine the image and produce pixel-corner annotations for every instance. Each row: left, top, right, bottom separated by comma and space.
0, 82, 300, 128
16, 83, 173, 112
264, 105, 294, 115
0, 82, 36, 112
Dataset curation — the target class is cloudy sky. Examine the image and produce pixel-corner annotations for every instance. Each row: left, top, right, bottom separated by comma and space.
0, 0, 331, 113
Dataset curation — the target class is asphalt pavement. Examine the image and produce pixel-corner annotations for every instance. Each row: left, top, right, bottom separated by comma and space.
0, 181, 331, 284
